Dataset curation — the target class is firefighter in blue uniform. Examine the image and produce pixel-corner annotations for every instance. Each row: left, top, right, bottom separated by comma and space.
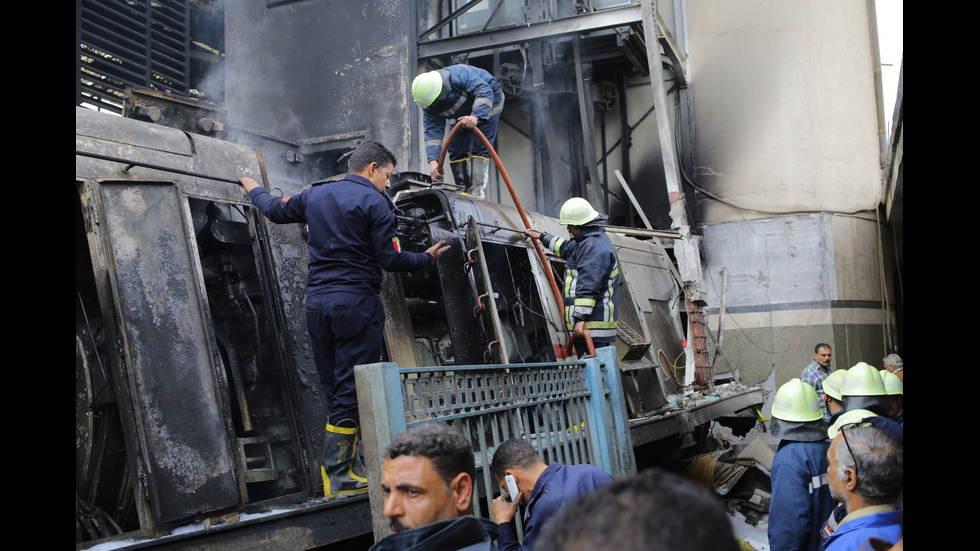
239, 140, 450, 498
767, 378, 832, 551
412, 64, 504, 199
524, 198, 619, 355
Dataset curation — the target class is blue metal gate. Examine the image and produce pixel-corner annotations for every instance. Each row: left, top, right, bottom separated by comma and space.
355, 346, 635, 539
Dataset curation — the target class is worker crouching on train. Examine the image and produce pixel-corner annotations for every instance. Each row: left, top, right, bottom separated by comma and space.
412, 64, 504, 200
524, 198, 619, 356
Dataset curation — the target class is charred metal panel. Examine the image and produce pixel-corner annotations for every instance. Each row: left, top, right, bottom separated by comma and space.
430, 225, 486, 365
98, 181, 239, 523
224, 1, 415, 166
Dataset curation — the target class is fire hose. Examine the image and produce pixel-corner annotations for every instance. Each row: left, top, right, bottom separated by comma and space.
436, 120, 595, 358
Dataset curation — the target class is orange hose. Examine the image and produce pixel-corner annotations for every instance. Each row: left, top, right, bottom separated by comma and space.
437, 121, 575, 354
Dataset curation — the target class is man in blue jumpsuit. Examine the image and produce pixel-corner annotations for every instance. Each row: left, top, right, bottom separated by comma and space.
767, 379, 832, 551
239, 140, 450, 498
489, 438, 612, 551
524, 198, 618, 355
411, 64, 505, 199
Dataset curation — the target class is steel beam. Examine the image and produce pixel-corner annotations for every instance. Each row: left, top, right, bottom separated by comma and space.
420, 0, 484, 40
417, 4, 642, 59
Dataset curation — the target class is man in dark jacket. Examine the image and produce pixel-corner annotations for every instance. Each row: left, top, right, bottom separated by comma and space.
524, 198, 619, 356
372, 423, 499, 551
239, 140, 450, 498
412, 64, 504, 199
489, 439, 612, 551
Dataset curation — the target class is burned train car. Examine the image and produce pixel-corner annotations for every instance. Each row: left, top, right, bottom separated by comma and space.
76, 105, 361, 548
76, 106, 758, 549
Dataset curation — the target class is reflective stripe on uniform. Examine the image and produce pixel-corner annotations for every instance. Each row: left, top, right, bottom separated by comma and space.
488, 100, 504, 117
473, 97, 493, 109
808, 473, 828, 494
603, 264, 618, 325
441, 92, 469, 117
552, 237, 566, 257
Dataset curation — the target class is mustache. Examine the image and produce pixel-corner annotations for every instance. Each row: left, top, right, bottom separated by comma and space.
388, 518, 407, 532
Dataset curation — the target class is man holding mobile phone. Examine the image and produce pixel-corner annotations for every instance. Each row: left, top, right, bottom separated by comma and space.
489, 439, 613, 551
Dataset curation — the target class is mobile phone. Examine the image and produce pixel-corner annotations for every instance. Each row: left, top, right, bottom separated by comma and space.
505, 474, 519, 503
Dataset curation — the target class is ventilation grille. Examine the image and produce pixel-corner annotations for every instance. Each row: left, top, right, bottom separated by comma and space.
78, 0, 190, 112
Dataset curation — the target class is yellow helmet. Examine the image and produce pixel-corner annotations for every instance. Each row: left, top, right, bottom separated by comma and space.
559, 197, 601, 226
827, 409, 877, 439
823, 369, 847, 402
880, 369, 903, 396
771, 379, 822, 423
842, 362, 886, 397
412, 71, 444, 107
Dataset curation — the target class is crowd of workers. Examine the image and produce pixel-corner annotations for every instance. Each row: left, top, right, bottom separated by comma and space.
236, 62, 901, 551
769, 344, 904, 551
361, 346, 904, 551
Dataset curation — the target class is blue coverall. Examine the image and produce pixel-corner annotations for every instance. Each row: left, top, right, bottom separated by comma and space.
247, 174, 432, 425
768, 439, 833, 551
539, 227, 620, 348
422, 64, 505, 164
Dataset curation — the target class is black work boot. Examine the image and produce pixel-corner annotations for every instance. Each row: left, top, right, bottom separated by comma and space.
321, 419, 368, 498
450, 158, 469, 193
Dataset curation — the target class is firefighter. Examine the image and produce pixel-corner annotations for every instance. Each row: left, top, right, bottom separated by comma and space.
822, 368, 849, 426
840, 362, 891, 417
412, 64, 504, 199
767, 378, 833, 551
239, 140, 450, 498
879, 369, 903, 426
524, 198, 619, 355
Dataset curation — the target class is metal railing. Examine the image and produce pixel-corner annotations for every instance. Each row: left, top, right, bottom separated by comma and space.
355, 346, 635, 540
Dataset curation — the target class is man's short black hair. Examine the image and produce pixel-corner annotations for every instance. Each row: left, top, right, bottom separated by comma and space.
347, 140, 397, 173
490, 439, 540, 481
385, 423, 475, 486
815, 343, 832, 354
534, 469, 738, 551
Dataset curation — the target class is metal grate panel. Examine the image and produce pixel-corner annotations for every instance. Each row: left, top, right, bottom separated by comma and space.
356, 350, 635, 539
78, 0, 190, 112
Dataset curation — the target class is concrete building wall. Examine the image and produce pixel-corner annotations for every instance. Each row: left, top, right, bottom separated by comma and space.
702, 214, 893, 388
687, 0, 882, 222
686, 0, 894, 405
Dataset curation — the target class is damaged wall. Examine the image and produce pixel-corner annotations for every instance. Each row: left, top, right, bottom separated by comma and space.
683, 0, 897, 406
224, 0, 415, 190
702, 213, 895, 417
687, 0, 883, 223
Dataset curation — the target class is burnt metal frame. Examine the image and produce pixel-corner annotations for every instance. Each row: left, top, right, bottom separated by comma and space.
416, 3, 643, 59
355, 345, 635, 541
